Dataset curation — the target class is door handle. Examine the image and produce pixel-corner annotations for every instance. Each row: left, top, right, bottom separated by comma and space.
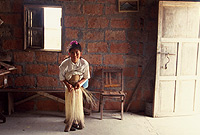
158, 52, 176, 69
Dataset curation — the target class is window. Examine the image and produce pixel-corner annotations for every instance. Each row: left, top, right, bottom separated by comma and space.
24, 5, 62, 51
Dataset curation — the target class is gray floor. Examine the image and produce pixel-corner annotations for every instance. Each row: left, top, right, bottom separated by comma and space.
0, 111, 200, 135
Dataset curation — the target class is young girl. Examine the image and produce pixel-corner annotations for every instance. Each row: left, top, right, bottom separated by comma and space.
59, 41, 90, 132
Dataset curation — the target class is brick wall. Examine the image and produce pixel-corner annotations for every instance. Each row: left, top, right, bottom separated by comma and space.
0, 0, 158, 113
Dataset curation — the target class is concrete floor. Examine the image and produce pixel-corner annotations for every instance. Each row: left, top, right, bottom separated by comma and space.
0, 111, 200, 135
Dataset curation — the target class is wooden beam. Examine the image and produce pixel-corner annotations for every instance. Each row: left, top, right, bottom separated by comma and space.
125, 55, 155, 112
15, 94, 40, 106
37, 92, 65, 104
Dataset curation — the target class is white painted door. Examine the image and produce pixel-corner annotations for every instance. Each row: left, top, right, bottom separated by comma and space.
153, 1, 200, 117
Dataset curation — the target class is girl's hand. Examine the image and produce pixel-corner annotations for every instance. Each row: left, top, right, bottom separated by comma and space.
67, 83, 74, 92
63, 81, 74, 92
74, 82, 81, 90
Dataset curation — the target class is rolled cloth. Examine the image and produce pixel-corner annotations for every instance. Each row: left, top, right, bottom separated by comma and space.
64, 75, 85, 131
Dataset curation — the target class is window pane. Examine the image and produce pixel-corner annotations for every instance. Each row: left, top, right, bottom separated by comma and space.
44, 8, 62, 50
28, 28, 43, 48
28, 8, 43, 27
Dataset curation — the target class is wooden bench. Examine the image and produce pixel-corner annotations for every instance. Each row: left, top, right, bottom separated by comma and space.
0, 88, 65, 116
0, 88, 100, 119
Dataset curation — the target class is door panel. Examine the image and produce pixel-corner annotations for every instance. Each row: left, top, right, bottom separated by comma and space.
162, 6, 200, 38
175, 80, 195, 113
158, 81, 175, 113
154, 1, 200, 117
179, 43, 198, 76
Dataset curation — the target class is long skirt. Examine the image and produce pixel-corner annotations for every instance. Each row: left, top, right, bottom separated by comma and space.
64, 86, 85, 131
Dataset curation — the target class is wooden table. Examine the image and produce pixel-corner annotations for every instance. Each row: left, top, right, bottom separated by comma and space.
0, 62, 16, 123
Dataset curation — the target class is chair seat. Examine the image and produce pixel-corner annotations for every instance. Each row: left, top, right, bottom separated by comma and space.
101, 91, 125, 96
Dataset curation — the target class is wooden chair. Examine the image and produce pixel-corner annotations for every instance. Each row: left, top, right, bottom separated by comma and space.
99, 68, 126, 120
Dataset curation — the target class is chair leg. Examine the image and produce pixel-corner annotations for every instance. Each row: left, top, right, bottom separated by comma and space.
98, 95, 101, 113
121, 102, 124, 120
100, 96, 103, 120
121, 97, 124, 120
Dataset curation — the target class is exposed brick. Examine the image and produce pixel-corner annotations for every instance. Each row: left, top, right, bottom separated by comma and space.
64, 16, 85, 28
83, 54, 102, 65
132, 43, 138, 54
98, 0, 116, 4
14, 51, 34, 63
26, 64, 47, 75
2, 39, 23, 50
125, 55, 143, 66
48, 64, 59, 75
0, 26, 12, 38
127, 31, 141, 41
15, 101, 35, 111
89, 77, 101, 89
7, 76, 13, 86
35, 52, 57, 63
83, 30, 104, 41
104, 101, 121, 110
57, 0, 83, 1
133, 20, 140, 30
123, 67, 135, 77
145, 44, 156, 57
111, 18, 131, 28
58, 102, 65, 112
105, 30, 126, 41
12, 0, 23, 12
15, 76, 35, 87
0, 1, 11, 12
58, 53, 67, 65
87, 42, 108, 53
13, 27, 23, 38
148, 30, 157, 43
138, 42, 144, 55
65, 28, 79, 39
129, 100, 145, 112
140, 0, 145, 6
37, 76, 58, 87
137, 66, 143, 78
63, 41, 71, 53
103, 54, 124, 65
124, 90, 133, 104
105, 4, 118, 15
88, 17, 109, 28
80, 42, 86, 52
0, 14, 22, 26
65, 3, 82, 15
110, 43, 130, 53
83, 4, 104, 15
143, 89, 152, 99
36, 99, 60, 111
149, 5, 158, 20
92, 65, 104, 76
13, 65, 23, 74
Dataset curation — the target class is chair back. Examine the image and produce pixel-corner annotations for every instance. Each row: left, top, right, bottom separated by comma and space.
101, 68, 123, 92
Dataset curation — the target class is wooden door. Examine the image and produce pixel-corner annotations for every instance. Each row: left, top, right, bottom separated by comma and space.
154, 1, 200, 117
